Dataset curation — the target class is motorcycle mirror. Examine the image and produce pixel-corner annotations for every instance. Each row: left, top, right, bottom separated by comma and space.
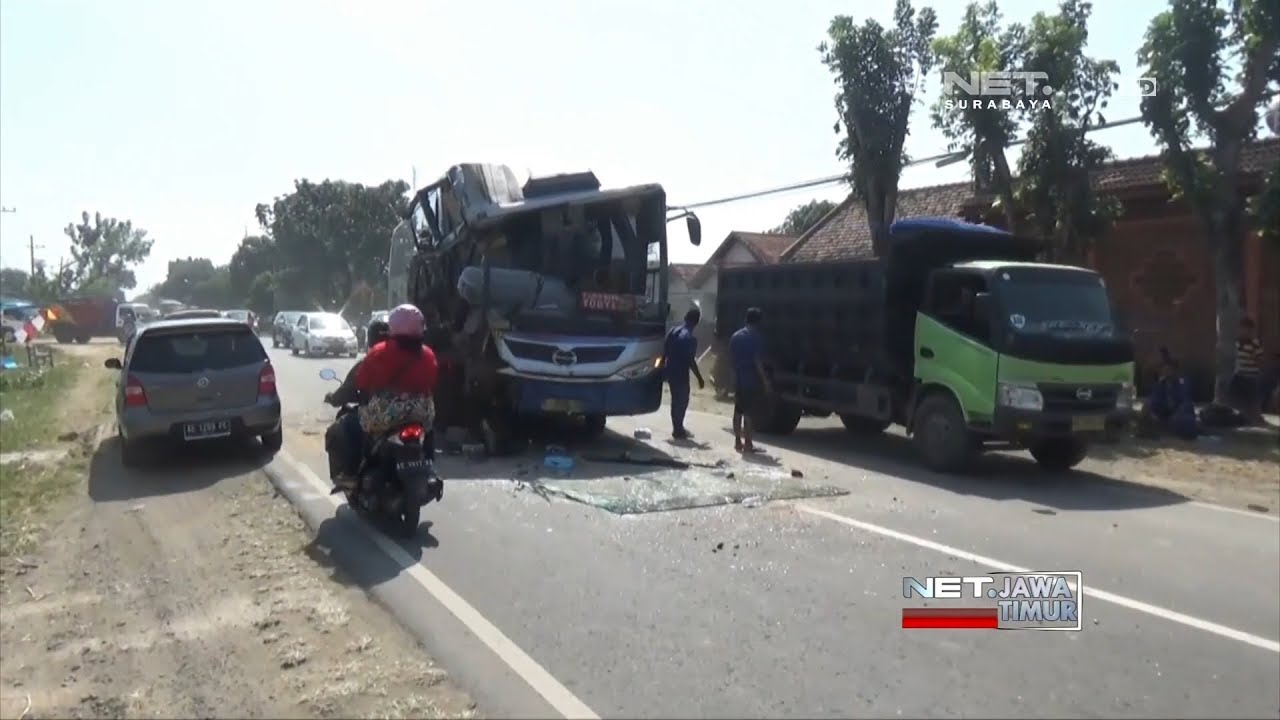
318, 368, 338, 381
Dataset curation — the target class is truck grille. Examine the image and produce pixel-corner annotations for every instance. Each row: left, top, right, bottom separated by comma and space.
1037, 383, 1119, 412
504, 339, 624, 365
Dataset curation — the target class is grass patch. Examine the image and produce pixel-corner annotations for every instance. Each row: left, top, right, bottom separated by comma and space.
0, 355, 78, 452
0, 347, 110, 558
0, 461, 85, 557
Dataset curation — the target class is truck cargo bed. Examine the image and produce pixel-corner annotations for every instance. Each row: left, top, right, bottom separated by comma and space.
715, 260, 887, 373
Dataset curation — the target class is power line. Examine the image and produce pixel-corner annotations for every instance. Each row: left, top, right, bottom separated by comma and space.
670, 114, 1146, 212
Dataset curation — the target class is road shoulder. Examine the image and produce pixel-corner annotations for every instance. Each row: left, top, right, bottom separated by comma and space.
0, 357, 478, 719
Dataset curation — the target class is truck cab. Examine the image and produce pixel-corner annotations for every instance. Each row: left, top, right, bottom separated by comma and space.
911, 259, 1134, 471
715, 217, 1135, 474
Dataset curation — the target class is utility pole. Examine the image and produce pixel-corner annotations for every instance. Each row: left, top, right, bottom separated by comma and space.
29, 234, 44, 276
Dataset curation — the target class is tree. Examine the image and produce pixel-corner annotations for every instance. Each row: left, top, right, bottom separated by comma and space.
0, 268, 30, 297
1015, 0, 1122, 263
1251, 163, 1280, 248
1138, 0, 1280, 402
931, 1, 1026, 232
62, 211, 154, 293
228, 235, 279, 302
771, 199, 839, 236
156, 257, 234, 308
821, 0, 938, 256
255, 179, 409, 310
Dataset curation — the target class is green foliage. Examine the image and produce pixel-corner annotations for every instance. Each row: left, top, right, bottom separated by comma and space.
0, 268, 31, 297
931, 0, 1025, 218
156, 257, 234, 308
1137, 0, 1280, 401
821, 0, 938, 255
1250, 162, 1280, 247
254, 179, 409, 310
771, 199, 838, 236
228, 235, 278, 302
62, 211, 154, 294
1015, 0, 1122, 262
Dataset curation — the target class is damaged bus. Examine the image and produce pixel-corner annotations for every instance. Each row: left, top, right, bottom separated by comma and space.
389, 163, 701, 451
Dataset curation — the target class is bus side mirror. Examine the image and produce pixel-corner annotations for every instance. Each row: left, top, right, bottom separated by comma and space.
686, 215, 702, 246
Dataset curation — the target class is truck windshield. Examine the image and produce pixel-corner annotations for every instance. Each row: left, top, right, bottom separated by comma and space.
997, 268, 1118, 338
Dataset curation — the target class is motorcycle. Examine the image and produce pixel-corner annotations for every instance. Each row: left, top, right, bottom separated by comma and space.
318, 368, 443, 537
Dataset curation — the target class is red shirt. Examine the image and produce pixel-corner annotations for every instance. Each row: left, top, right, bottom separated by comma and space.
356, 340, 438, 396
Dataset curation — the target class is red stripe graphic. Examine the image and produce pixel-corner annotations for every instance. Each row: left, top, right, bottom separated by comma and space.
902, 607, 998, 629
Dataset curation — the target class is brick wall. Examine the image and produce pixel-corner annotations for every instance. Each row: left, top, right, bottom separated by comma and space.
1094, 214, 1214, 392
1093, 210, 1279, 398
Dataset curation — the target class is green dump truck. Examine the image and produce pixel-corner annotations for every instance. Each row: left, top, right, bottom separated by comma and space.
714, 217, 1135, 473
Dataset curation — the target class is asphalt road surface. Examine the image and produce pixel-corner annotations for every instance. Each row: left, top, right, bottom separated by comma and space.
266, 345, 1280, 719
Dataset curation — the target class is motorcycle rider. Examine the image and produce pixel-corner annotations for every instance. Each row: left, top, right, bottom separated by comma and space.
323, 318, 390, 481
332, 304, 439, 491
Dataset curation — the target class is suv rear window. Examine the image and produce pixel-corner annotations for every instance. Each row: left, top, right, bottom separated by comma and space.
130, 327, 267, 373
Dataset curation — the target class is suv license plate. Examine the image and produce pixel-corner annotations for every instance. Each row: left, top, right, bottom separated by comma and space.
184, 420, 232, 440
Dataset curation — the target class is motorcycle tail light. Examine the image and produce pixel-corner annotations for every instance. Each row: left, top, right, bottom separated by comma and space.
398, 424, 424, 442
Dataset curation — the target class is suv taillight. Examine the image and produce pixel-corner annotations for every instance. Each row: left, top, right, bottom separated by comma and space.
258, 363, 277, 397
124, 374, 147, 408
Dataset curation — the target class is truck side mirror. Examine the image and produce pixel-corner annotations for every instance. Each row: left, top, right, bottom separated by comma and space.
972, 292, 992, 320
686, 215, 702, 246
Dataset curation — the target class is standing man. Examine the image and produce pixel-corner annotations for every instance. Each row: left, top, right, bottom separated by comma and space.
1234, 317, 1265, 423
729, 307, 772, 453
663, 307, 705, 439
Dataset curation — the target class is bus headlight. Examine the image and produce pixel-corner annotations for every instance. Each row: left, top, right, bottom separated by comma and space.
615, 356, 662, 381
997, 382, 1044, 411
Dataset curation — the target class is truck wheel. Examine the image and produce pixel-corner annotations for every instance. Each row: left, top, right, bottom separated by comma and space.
839, 414, 891, 435
1029, 438, 1088, 472
912, 393, 975, 473
52, 325, 73, 344
754, 397, 801, 435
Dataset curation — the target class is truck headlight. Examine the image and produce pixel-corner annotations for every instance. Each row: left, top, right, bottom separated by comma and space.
615, 357, 662, 381
998, 382, 1044, 411
1116, 382, 1136, 410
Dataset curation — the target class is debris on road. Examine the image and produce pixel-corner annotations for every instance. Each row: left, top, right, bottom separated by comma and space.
632, 427, 652, 440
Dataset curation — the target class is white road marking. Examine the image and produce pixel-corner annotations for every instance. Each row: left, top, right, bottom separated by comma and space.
1187, 500, 1279, 523
275, 450, 599, 720
795, 504, 1280, 654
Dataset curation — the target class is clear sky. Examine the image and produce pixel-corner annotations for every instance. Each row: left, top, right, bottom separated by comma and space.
0, 0, 1166, 298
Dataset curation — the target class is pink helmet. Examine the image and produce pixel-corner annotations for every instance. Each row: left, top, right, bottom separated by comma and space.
387, 303, 425, 338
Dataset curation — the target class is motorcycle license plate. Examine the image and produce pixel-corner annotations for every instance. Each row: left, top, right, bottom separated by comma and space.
396, 458, 433, 474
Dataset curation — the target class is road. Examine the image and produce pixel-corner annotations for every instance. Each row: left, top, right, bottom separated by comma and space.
266, 344, 1280, 719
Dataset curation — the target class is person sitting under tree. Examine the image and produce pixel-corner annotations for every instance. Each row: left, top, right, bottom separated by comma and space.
1139, 351, 1198, 440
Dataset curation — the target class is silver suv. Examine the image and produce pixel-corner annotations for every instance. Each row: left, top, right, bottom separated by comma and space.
105, 318, 283, 466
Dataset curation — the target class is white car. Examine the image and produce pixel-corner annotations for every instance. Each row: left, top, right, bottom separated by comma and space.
290, 312, 358, 358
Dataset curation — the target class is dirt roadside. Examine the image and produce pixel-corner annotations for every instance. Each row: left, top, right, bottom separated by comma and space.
0, 345, 478, 719
684, 384, 1279, 514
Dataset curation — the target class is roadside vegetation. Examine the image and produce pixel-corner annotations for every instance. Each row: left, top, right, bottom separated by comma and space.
0, 345, 113, 557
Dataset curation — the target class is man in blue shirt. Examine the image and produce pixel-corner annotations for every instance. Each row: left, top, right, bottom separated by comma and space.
1142, 353, 1197, 440
729, 307, 771, 453
663, 308, 705, 439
